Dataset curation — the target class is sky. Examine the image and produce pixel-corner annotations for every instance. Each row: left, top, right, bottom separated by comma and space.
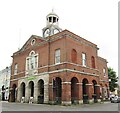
0, 0, 118, 75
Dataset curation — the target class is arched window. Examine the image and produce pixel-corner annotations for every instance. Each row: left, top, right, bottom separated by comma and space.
26, 51, 38, 70
71, 49, 77, 63
91, 56, 95, 68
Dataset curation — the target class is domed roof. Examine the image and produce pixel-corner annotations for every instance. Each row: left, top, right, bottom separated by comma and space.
46, 10, 59, 18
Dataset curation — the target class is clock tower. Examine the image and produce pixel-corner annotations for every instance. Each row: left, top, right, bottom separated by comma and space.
42, 10, 62, 38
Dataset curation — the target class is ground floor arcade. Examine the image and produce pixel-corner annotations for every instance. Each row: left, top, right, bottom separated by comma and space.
9, 72, 109, 105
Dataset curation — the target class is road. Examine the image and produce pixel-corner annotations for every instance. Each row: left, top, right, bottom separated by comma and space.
1, 101, 119, 111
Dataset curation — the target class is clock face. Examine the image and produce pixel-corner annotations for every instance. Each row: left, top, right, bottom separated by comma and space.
54, 29, 59, 34
44, 29, 50, 37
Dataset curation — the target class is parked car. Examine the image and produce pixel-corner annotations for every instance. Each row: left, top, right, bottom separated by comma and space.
110, 94, 115, 101
111, 96, 120, 103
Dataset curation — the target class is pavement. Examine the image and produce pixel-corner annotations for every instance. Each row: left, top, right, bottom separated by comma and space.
1, 100, 119, 111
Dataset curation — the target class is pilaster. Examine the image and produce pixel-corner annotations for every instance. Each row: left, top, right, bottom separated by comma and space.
62, 82, 71, 105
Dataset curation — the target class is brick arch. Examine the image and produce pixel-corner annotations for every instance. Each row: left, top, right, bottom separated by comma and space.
66, 73, 80, 83
100, 83, 103, 87
12, 84, 17, 89
105, 84, 108, 87
81, 78, 89, 84
85, 76, 98, 84
50, 73, 64, 83
92, 80, 97, 85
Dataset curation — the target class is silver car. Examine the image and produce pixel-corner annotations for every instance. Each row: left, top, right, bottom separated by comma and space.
111, 96, 120, 103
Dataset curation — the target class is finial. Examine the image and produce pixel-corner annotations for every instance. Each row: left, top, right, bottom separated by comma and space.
52, 8, 54, 13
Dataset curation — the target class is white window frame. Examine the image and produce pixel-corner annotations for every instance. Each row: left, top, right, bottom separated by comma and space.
14, 64, 18, 75
103, 68, 106, 76
26, 51, 38, 71
55, 49, 60, 64
82, 53, 86, 67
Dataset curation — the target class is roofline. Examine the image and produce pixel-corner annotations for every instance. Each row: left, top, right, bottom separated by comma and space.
63, 29, 98, 46
98, 56, 108, 63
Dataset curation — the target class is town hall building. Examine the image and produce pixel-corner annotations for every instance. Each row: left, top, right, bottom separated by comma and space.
9, 11, 109, 105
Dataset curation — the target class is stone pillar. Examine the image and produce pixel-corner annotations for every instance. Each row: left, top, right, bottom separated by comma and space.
9, 88, 12, 102
34, 84, 38, 103
15, 88, 18, 102
62, 82, 71, 105
76, 83, 83, 104
25, 85, 29, 103
44, 82, 49, 103
17, 86, 21, 102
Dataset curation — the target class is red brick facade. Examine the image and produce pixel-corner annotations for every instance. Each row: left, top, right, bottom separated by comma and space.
9, 29, 109, 104
9, 11, 109, 105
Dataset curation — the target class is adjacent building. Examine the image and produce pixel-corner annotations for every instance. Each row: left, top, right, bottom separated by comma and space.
0, 66, 11, 101
9, 11, 109, 105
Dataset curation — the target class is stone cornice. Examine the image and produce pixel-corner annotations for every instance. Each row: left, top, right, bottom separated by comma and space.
11, 61, 99, 77
10, 68, 99, 82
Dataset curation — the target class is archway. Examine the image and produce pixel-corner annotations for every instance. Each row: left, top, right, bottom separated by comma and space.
11, 84, 17, 102
92, 80, 97, 94
29, 81, 34, 97
82, 78, 88, 94
54, 77, 62, 104
92, 80, 97, 102
82, 78, 89, 104
20, 82, 25, 97
2, 85, 5, 101
38, 79, 44, 104
71, 77, 79, 104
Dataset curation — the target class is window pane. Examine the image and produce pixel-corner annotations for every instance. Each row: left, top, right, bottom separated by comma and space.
82, 53, 85, 59
35, 56, 37, 68
31, 57, 34, 69
55, 49, 60, 64
27, 59, 29, 70
103, 68, 106, 76
82, 53, 86, 66
26, 51, 38, 71
14, 64, 18, 75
